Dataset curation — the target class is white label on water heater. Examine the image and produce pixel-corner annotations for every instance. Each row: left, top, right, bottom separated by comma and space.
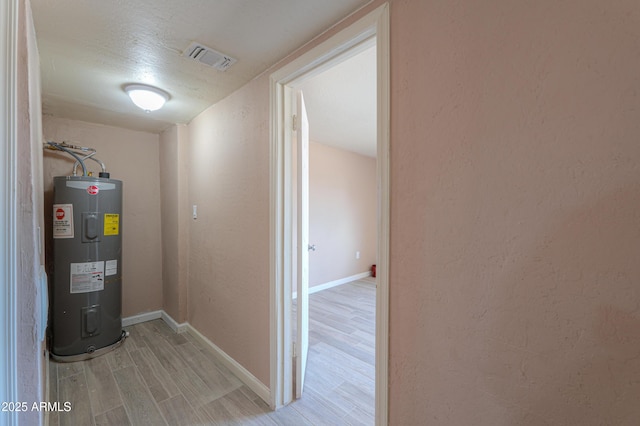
53, 204, 74, 239
105, 259, 118, 276
70, 261, 105, 294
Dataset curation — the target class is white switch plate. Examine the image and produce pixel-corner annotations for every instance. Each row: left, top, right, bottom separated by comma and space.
356, 251, 360, 259
192, 205, 197, 219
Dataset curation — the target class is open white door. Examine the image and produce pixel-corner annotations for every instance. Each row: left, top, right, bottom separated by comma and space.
295, 90, 310, 398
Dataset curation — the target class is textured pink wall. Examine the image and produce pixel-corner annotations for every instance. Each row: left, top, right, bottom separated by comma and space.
389, 0, 640, 424
309, 142, 376, 286
42, 117, 164, 317
16, 0, 46, 422
187, 77, 271, 385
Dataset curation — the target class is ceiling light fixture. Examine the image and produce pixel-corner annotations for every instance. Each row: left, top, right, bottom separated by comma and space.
124, 84, 170, 112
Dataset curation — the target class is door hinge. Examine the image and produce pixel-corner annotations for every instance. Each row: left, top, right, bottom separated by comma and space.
292, 114, 297, 131
292, 341, 297, 357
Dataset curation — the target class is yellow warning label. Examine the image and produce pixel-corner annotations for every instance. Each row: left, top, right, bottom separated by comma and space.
104, 214, 119, 236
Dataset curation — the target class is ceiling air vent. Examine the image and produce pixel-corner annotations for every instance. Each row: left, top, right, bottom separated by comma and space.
183, 41, 237, 71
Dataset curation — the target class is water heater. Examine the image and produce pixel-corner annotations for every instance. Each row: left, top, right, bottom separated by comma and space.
48, 142, 126, 361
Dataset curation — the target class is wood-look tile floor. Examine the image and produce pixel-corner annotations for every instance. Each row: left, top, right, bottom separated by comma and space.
48, 278, 375, 425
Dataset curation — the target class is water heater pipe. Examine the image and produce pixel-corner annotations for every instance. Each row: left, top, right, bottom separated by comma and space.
73, 155, 106, 176
45, 141, 88, 176
44, 141, 108, 177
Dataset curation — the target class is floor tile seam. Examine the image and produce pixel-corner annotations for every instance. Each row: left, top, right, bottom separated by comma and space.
87, 361, 127, 417
168, 389, 211, 425
293, 389, 354, 422
108, 363, 134, 426
130, 346, 178, 402
201, 380, 244, 409
57, 364, 85, 381
137, 330, 201, 403
290, 404, 329, 426
318, 340, 375, 363
316, 346, 376, 368
79, 365, 98, 426
193, 400, 221, 425
93, 404, 127, 425
177, 343, 245, 392
214, 389, 270, 425
145, 337, 192, 379
199, 358, 245, 390
50, 362, 60, 404
309, 329, 365, 344
116, 338, 140, 370
306, 362, 375, 388
308, 321, 357, 335
115, 364, 171, 426
334, 380, 376, 398
313, 341, 375, 368
171, 368, 220, 410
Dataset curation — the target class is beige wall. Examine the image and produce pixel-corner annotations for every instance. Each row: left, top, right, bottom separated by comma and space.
389, 0, 640, 424
16, 0, 46, 422
159, 124, 190, 323
42, 117, 163, 317
309, 141, 376, 287
187, 77, 271, 385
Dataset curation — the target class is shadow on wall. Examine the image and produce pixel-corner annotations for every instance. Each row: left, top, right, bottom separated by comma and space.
42, 151, 77, 275
484, 184, 640, 424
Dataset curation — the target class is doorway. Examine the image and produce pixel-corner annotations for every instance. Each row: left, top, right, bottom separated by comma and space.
269, 4, 389, 424
292, 42, 378, 417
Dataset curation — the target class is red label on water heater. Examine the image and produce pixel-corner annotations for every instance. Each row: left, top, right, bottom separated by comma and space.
53, 204, 74, 239
87, 185, 99, 195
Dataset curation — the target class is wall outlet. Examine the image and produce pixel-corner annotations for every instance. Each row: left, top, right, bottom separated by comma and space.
356, 251, 360, 259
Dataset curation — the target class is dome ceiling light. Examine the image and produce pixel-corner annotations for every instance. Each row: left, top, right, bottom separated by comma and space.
124, 84, 170, 112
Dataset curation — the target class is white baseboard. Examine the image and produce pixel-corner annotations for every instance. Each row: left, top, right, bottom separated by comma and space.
161, 311, 189, 334
292, 271, 371, 299
122, 310, 162, 327
122, 309, 271, 406
185, 324, 271, 405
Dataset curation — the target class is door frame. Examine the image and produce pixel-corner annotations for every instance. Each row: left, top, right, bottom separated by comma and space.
1, 0, 19, 423
269, 3, 390, 424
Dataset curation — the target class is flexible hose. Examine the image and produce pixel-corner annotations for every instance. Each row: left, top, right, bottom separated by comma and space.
73, 151, 107, 176
73, 155, 107, 176
73, 151, 95, 176
47, 141, 87, 176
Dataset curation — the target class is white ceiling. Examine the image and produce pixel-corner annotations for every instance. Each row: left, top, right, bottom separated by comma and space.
297, 45, 376, 158
30, 0, 372, 134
